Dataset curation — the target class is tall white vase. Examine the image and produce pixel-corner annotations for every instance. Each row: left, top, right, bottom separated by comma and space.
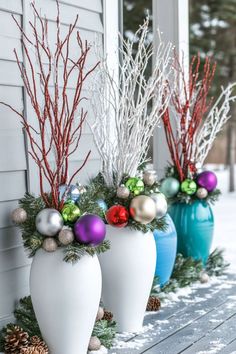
99, 226, 156, 333
30, 249, 102, 354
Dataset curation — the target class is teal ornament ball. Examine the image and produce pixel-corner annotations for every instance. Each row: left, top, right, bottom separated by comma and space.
125, 177, 144, 196
181, 179, 197, 195
96, 199, 108, 212
160, 177, 180, 198
62, 203, 81, 223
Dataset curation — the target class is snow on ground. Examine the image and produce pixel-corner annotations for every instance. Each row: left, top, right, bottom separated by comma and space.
210, 166, 236, 272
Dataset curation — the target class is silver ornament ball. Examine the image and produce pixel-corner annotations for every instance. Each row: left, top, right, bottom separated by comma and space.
117, 184, 130, 199
200, 272, 210, 284
42, 237, 58, 252
143, 170, 157, 186
150, 192, 168, 219
36, 208, 63, 236
11, 208, 27, 224
130, 195, 156, 225
58, 227, 74, 245
88, 336, 101, 351
196, 187, 208, 199
96, 306, 104, 321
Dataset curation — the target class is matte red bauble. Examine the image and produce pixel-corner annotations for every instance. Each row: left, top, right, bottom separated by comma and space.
106, 205, 129, 228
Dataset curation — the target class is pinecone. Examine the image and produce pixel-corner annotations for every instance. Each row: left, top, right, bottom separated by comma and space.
102, 310, 113, 322
146, 296, 161, 311
20, 344, 49, 354
4, 325, 29, 353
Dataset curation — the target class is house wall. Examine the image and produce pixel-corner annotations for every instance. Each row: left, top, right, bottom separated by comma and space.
0, 0, 103, 328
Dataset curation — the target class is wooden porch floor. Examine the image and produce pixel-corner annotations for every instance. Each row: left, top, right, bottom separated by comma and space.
109, 274, 236, 354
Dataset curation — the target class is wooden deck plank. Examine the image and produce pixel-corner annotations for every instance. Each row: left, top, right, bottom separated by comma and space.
142, 300, 236, 353
109, 275, 236, 354
219, 339, 236, 353
181, 314, 236, 353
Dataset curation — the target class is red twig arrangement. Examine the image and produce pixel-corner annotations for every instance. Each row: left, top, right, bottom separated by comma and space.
0, 1, 99, 209
162, 54, 216, 181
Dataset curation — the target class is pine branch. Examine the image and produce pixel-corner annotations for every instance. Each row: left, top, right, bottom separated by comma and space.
63, 240, 110, 263
92, 320, 117, 349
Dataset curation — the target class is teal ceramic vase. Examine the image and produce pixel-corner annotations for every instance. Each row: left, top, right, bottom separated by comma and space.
168, 201, 214, 264
153, 214, 177, 286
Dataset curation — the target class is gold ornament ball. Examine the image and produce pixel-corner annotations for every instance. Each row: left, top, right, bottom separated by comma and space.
58, 228, 74, 245
11, 208, 27, 224
96, 306, 104, 321
88, 336, 101, 351
143, 170, 157, 186
42, 237, 58, 252
130, 195, 156, 225
117, 184, 130, 199
196, 187, 208, 199
200, 272, 210, 284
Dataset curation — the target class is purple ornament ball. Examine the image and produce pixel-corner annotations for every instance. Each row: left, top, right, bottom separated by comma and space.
196, 171, 217, 192
74, 214, 106, 246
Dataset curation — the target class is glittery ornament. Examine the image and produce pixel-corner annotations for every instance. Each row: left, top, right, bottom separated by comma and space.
61, 203, 81, 223
196, 171, 217, 192
116, 184, 130, 199
68, 185, 80, 202
36, 209, 63, 236
160, 177, 180, 198
181, 179, 197, 195
11, 208, 27, 224
196, 187, 208, 199
143, 170, 157, 186
96, 306, 104, 321
96, 199, 108, 212
106, 205, 129, 227
74, 214, 106, 245
150, 192, 168, 219
200, 272, 209, 284
88, 336, 101, 351
42, 237, 58, 252
130, 195, 156, 224
58, 227, 74, 245
125, 177, 144, 195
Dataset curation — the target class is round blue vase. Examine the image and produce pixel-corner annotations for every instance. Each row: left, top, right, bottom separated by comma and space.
168, 201, 214, 264
153, 214, 177, 286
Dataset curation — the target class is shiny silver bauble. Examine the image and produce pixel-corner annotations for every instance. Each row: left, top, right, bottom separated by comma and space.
36, 208, 63, 236
150, 192, 168, 219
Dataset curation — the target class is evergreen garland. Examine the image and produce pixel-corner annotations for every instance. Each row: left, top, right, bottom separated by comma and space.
164, 165, 221, 205
0, 296, 117, 352
152, 249, 229, 299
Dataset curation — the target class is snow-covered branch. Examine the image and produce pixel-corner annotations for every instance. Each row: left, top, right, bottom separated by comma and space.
89, 19, 173, 186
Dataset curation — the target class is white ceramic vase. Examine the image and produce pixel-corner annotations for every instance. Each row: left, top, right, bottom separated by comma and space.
98, 226, 156, 332
30, 249, 102, 354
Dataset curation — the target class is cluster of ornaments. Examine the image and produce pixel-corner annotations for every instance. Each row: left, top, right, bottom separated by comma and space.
12, 183, 106, 253
106, 170, 168, 228
160, 170, 218, 200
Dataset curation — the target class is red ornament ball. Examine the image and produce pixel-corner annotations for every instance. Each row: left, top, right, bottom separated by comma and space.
106, 205, 129, 228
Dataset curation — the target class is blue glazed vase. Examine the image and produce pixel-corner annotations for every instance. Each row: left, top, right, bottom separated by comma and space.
168, 201, 214, 264
153, 214, 177, 286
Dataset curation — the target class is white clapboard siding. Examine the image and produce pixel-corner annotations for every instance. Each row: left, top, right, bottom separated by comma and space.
0, 0, 103, 329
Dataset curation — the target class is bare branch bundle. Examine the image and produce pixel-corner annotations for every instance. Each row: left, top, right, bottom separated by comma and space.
89, 19, 173, 187
0, 1, 99, 209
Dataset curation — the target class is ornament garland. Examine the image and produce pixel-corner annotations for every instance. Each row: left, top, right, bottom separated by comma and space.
0, 297, 117, 353
81, 172, 168, 233
160, 54, 236, 204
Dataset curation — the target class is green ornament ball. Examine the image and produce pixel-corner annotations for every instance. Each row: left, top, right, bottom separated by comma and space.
160, 177, 180, 198
125, 177, 144, 196
62, 203, 81, 223
181, 179, 197, 195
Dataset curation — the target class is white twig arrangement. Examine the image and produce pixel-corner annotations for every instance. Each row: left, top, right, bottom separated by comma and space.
193, 83, 236, 166
89, 19, 173, 186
